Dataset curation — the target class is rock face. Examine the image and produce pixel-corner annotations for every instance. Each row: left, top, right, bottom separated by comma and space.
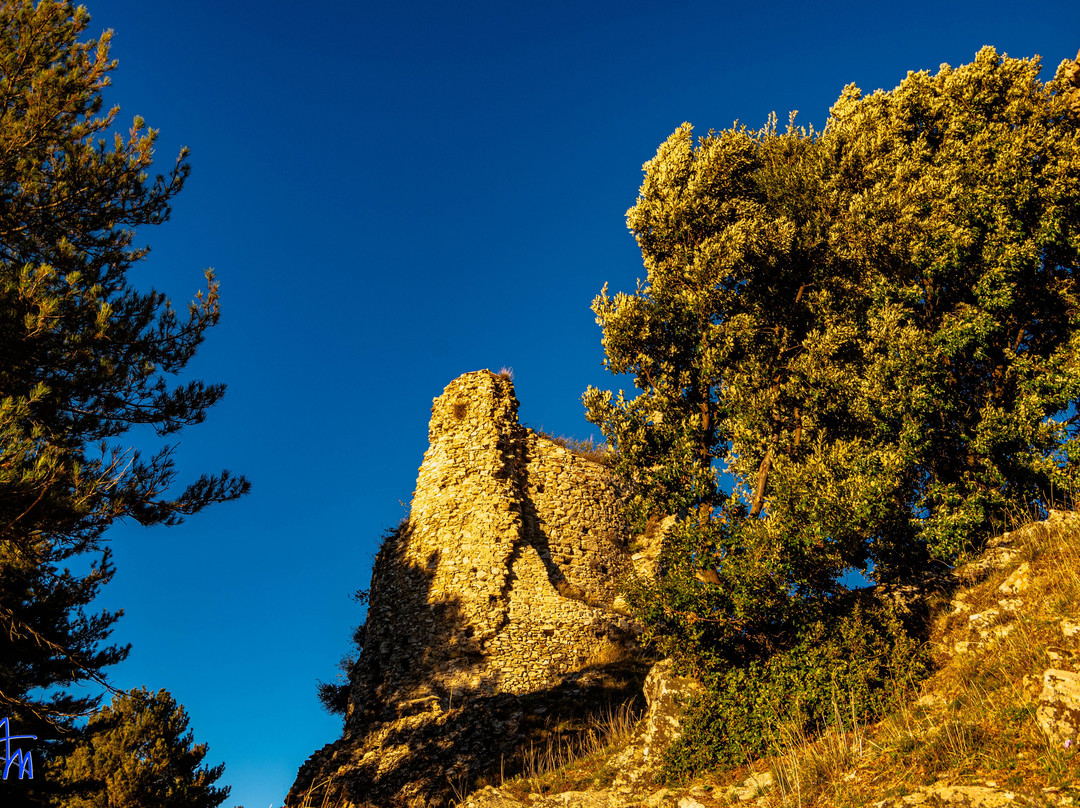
638, 660, 705, 766
1037, 668, 1080, 748
286, 371, 642, 808
607, 659, 705, 791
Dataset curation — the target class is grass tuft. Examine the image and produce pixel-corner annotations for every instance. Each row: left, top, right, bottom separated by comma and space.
536, 432, 612, 465
497, 699, 642, 798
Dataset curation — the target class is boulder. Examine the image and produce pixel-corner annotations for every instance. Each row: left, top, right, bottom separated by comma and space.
608, 659, 705, 792
1036, 668, 1080, 747
639, 659, 706, 764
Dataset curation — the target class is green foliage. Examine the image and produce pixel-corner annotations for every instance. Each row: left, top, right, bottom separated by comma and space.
49, 687, 229, 808
585, 46, 1080, 650
0, 0, 248, 736
661, 600, 928, 779
587, 45, 1080, 773
316, 653, 356, 716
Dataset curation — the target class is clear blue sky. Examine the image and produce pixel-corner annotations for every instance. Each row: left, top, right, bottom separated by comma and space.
58, 1, 1080, 806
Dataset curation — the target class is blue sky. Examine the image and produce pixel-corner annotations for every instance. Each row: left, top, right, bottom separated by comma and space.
47, 1, 1080, 806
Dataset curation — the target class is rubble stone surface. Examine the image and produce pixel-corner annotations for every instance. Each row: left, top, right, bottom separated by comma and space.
286, 371, 648, 807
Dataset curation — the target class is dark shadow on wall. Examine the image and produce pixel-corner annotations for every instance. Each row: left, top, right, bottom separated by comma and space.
286, 518, 648, 808
289, 660, 648, 808
343, 521, 489, 728
487, 423, 594, 614
512, 435, 596, 604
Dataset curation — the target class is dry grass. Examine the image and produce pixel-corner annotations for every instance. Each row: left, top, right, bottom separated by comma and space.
581, 639, 633, 669
767, 696, 873, 807
753, 512, 1080, 807
496, 699, 642, 798
288, 776, 346, 808
536, 432, 612, 465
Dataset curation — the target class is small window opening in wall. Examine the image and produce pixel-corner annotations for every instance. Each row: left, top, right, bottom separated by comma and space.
453, 402, 467, 420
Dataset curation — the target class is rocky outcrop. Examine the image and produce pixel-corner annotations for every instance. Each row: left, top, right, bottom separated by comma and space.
286, 371, 646, 808
936, 513, 1074, 660
608, 659, 705, 791
932, 512, 1080, 755
1036, 604, 1080, 749
1038, 668, 1080, 748
638, 661, 705, 766
871, 784, 1026, 807
289, 667, 647, 808
457, 767, 774, 807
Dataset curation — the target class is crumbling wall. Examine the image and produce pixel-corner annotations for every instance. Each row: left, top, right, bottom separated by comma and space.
346, 370, 631, 718
288, 370, 638, 807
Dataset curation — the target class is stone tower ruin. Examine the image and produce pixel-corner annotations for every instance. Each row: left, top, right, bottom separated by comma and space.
287, 370, 639, 807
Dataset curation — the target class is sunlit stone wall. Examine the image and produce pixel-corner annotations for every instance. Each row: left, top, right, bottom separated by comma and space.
344, 369, 633, 729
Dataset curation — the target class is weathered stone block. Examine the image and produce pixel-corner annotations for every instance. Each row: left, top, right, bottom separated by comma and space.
1037, 667, 1080, 747
640, 658, 705, 762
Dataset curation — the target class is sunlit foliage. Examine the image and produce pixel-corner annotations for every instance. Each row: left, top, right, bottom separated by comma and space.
0, 0, 248, 750
585, 46, 1080, 660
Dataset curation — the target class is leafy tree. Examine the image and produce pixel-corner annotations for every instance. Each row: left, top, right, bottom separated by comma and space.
0, 0, 248, 742
49, 687, 229, 808
584, 47, 1080, 663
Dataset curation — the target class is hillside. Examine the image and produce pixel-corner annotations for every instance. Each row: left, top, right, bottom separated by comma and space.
284, 372, 1080, 808
456, 511, 1080, 808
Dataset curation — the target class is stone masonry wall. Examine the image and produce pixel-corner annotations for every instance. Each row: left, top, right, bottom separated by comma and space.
286, 370, 644, 807
344, 370, 632, 728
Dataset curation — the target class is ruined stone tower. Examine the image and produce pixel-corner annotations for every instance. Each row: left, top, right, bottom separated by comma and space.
287, 370, 639, 807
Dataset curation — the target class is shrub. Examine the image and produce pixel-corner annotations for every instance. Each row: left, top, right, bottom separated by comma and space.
661, 597, 928, 779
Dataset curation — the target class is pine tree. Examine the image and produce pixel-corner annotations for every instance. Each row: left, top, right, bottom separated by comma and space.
49, 687, 229, 808
0, 0, 248, 743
